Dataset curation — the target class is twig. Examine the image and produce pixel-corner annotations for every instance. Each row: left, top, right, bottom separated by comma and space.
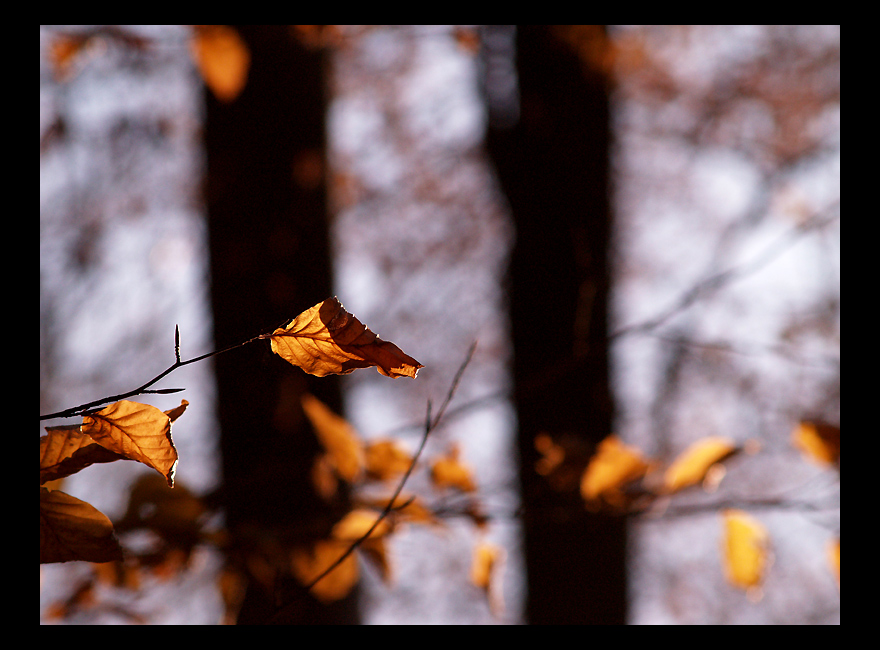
269, 341, 477, 623
39, 329, 269, 421
610, 213, 839, 341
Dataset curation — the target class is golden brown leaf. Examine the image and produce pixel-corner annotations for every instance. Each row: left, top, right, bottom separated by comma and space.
827, 538, 840, 588
580, 435, 649, 509
430, 444, 477, 492
331, 508, 392, 541
722, 509, 770, 591
40, 425, 125, 484
290, 540, 359, 603
470, 541, 505, 616
663, 436, 737, 493
364, 439, 414, 481
792, 420, 840, 466
82, 400, 179, 487
301, 393, 364, 483
40, 488, 123, 564
534, 432, 566, 476
190, 25, 250, 102
165, 399, 190, 424
269, 297, 423, 378
359, 493, 440, 527
331, 509, 393, 584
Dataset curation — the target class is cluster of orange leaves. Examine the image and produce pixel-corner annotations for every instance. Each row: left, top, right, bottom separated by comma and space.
290, 391, 492, 606
41, 298, 503, 619
536, 421, 840, 595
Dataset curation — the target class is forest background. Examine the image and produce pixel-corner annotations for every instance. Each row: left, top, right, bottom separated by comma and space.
40, 25, 840, 624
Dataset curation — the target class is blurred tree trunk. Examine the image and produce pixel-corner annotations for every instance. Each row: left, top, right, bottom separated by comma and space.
205, 25, 357, 624
486, 25, 626, 624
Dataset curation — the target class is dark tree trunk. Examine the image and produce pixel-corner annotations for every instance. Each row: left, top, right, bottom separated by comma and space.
485, 25, 626, 625
204, 25, 357, 624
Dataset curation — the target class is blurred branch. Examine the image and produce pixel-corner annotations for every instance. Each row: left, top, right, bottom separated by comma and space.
610, 211, 840, 341
268, 341, 477, 624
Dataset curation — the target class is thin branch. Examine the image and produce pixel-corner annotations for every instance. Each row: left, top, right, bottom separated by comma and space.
269, 341, 477, 623
39, 329, 268, 421
635, 494, 840, 521
610, 213, 839, 341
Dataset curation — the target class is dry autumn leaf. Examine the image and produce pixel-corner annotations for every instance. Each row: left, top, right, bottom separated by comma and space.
827, 538, 840, 588
722, 509, 770, 592
580, 435, 649, 509
331, 508, 393, 541
82, 400, 179, 487
430, 444, 477, 492
40, 488, 123, 564
190, 25, 250, 102
364, 439, 414, 481
290, 540, 359, 603
301, 393, 364, 483
331, 509, 393, 585
663, 436, 737, 493
792, 420, 840, 466
269, 297, 423, 378
359, 493, 440, 527
41, 425, 126, 485
470, 540, 505, 616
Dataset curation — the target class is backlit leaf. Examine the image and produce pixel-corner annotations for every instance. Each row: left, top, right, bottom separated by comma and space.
580, 435, 649, 509
827, 538, 840, 587
722, 509, 770, 591
40, 488, 123, 564
40, 425, 125, 484
290, 540, 359, 603
165, 399, 189, 424
191, 25, 250, 102
359, 493, 440, 527
470, 540, 505, 615
82, 400, 179, 487
364, 439, 414, 481
331, 508, 392, 541
430, 444, 477, 492
331, 509, 392, 585
301, 393, 364, 483
792, 420, 840, 466
269, 297, 423, 378
663, 436, 737, 493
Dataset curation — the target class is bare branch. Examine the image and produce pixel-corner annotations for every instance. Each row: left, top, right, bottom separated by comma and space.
268, 341, 477, 623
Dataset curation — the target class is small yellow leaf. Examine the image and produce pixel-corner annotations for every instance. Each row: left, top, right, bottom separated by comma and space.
364, 439, 414, 481
827, 538, 840, 587
359, 493, 440, 527
430, 444, 477, 492
580, 435, 649, 508
331, 510, 393, 584
270, 297, 423, 379
663, 437, 737, 493
471, 541, 505, 616
722, 509, 770, 591
290, 540, 359, 603
331, 509, 391, 541
301, 393, 364, 483
470, 541, 500, 590
190, 25, 250, 102
792, 420, 840, 466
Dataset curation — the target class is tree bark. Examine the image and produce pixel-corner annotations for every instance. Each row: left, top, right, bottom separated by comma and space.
486, 25, 626, 624
205, 25, 357, 624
